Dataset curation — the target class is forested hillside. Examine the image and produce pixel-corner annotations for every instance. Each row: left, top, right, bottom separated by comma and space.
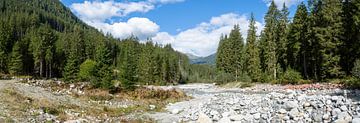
0, 0, 190, 90
216, 0, 360, 84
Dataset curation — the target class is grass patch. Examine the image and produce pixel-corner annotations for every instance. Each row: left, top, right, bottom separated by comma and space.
221, 81, 254, 88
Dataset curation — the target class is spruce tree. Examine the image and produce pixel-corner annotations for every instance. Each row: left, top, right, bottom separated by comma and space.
277, 3, 289, 71
313, 0, 344, 79
9, 41, 23, 75
287, 2, 309, 78
245, 13, 261, 82
260, 1, 279, 80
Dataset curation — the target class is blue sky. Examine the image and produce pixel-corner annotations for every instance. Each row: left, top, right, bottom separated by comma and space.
60, 0, 304, 56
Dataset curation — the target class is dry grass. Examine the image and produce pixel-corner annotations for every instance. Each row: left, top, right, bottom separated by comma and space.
221, 81, 254, 88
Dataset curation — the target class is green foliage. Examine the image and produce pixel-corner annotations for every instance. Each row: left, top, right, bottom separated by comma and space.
278, 68, 302, 84
187, 64, 216, 83
352, 59, 360, 79
260, 1, 279, 80
245, 13, 261, 82
9, 41, 23, 75
78, 59, 96, 81
214, 71, 235, 85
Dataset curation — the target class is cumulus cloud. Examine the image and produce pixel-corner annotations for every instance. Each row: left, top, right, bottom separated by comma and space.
152, 13, 264, 57
148, 0, 185, 4
89, 17, 160, 39
71, 1, 154, 22
263, 0, 303, 9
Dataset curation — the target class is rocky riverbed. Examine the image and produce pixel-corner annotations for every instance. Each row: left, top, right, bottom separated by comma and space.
149, 83, 360, 123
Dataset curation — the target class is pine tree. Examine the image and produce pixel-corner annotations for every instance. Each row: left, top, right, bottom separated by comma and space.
260, 1, 279, 80
341, 0, 360, 75
287, 2, 309, 78
313, 0, 344, 79
277, 3, 289, 71
245, 13, 261, 82
93, 40, 113, 88
9, 41, 23, 75
216, 34, 227, 72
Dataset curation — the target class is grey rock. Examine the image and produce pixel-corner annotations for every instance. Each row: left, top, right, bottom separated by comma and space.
332, 96, 339, 101
149, 105, 156, 110
323, 114, 330, 120
303, 102, 311, 107
340, 105, 348, 111
289, 108, 300, 118
261, 113, 268, 119
218, 117, 231, 123
284, 101, 299, 110
352, 118, 360, 123
197, 113, 213, 123
326, 100, 332, 105
332, 108, 342, 116
279, 109, 287, 114
229, 115, 244, 121
253, 113, 261, 120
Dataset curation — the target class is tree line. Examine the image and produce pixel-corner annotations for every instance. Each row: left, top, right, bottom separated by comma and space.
216, 0, 360, 83
0, 0, 190, 90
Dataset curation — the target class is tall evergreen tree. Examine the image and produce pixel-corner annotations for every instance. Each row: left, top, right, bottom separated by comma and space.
287, 2, 309, 78
260, 1, 279, 80
9, 41, 23, 75
313, 0, 344, 79
229, 25, 245, 80
245, 13, 261, 82
341, 0, 360, 75
277, 3, 289, 71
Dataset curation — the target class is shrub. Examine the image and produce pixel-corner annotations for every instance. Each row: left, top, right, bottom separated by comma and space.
214, 71, 235, 84
78, 59, 97, 81
352, 59, 360, 79
259, 72, 272, 83
278, 68, 302, 84
236, 72, 252, 82
346, 59, 360, 89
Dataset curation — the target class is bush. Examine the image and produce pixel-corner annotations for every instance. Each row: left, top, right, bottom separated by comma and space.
278, 68, 302, 84
214, 71, 235, 84
259, 72, 272, 83
352, 59, 360, 79
347, 59, 360, 89
236, 72, 252, 82
78, 59, 97, 81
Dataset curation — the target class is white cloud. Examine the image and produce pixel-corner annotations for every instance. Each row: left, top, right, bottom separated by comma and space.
152, 13, 264, 57
71, 1, 154, 23
263, 0, 303, 9
90, 17, 160, 39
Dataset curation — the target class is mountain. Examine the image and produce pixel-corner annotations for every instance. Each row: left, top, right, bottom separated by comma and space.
189, 53, 216, 65
186, 53, 200, 60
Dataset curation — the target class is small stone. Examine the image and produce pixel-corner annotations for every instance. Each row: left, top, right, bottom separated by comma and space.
279, 109, 287, 114
323, 114, 330, 120
326, 100, 332, 105
352, 118, 360, 123
331, 96, 339, 101
253, 113, 261, 120
261, 113, 268, 119
303, 102, 311, 107
218, 117, 231, 123
197, 113, 213, 123
284, 101, 299, 110
171, 108, 181, 114
149, 105, 156, 110
340, 106, 348, 111
312, 114, 323, 122
289, 108, 300, 119
229, 115, 244, 121
332, 108, 342, 116
283, 116, 290, 121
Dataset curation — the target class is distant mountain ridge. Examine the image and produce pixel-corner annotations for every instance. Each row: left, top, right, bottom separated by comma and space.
188, 53, 216, 65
